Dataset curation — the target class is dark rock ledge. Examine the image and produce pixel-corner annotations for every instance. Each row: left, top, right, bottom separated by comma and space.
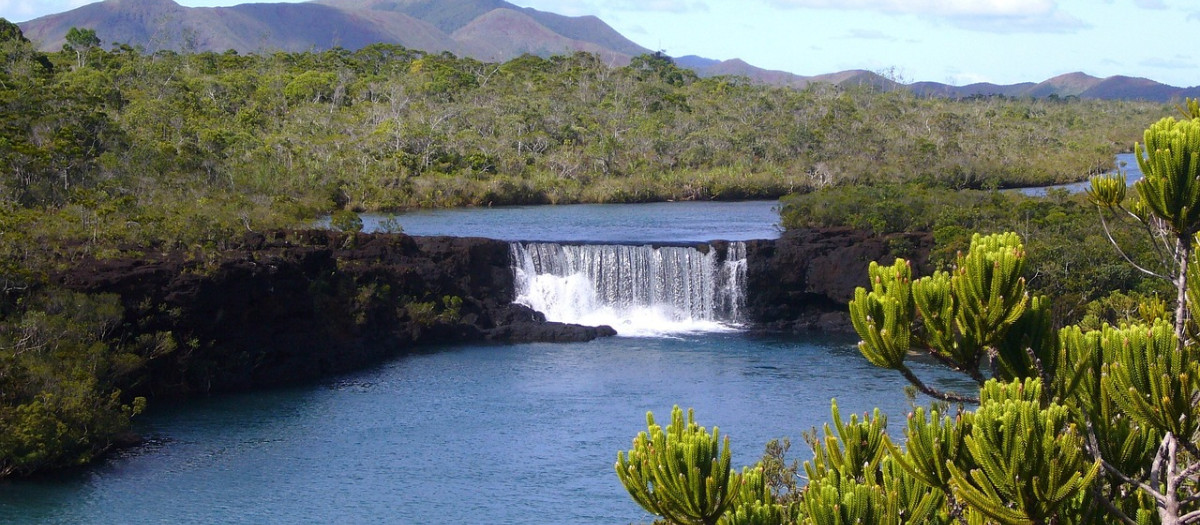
52, 228, 926, 398
741, 228, 933, 332
55, 230, 614, 398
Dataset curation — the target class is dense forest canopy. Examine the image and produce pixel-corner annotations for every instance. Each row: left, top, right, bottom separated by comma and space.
0, 21, 1169, 251
0, 19, 1179, 477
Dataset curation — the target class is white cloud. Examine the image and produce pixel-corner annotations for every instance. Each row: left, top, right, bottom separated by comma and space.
950, 9, 1089, 33
765, 0, 1056, 16
508, 1, 595, 16
0, 0, 94, 21
1141, 55, 1196, 70
843, 28, 899, 41
946, 71, 994, 85
1133, 0, 1166, 9
763, 0, 1087, 33
0, 0, 42, 18
608, 0, 709, 12
512, 0, 707, 15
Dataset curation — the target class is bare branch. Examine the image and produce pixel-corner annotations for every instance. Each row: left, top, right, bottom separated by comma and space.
1096, 207, 1169, 280
1090, 484, 1139, 525
896, 363, 979, 404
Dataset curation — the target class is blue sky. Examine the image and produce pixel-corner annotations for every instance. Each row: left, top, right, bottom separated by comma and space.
2, 0, 1196, 87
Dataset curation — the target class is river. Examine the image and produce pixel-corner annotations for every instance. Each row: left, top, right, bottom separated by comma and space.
0, 199, 977, 524
1011, 152, 1142, 196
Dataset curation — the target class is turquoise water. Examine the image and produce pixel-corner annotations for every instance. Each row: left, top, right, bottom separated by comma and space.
0, 334, 966, 524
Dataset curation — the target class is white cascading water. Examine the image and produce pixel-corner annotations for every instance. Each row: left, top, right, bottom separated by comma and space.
511, 242, 748, 337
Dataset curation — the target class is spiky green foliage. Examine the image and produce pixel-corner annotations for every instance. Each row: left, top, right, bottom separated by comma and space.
802, 401, 889, 485
881, 457, 950, 525
1186, 250, 1200, 341
948, 378, 1102, 525
850, 232, 1046, 402
1100, 319, 1200, 439
729, 465, 772, 510
719, 466, 789, 525
796, 400, 947, 525
839, 99, 1200, 524
884, 407, 975, 493
1087, 172, 1129, 207
798, 457, 946, 525
1061, 324, 1159, 522
911, 269, 957, 360
880, 232, 1032, 373
719, 500, 789, 525
1134, 117, 1200, 237
1181, 98, 1200, 120
849, 259, 913, 370
616, 406, 743, 525
951, 232, 1029, 356
798, 473, 894, 525
994, 295, 1058, 383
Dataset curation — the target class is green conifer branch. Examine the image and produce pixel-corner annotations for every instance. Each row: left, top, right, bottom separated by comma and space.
1100, 319, 1200, 439
948, 379, 1100, 525
616, 406, 743, 525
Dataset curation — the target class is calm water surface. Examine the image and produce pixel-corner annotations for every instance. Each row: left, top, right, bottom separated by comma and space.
0, 334, 966, 524
1013, 152, 1142, 196
360, 200, 781, 242
0, 198, 982, 523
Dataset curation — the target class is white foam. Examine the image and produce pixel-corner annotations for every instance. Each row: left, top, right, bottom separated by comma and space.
511, 242, 747, 337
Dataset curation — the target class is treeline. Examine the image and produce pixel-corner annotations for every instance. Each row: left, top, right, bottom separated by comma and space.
780, 185, 1163, 327
0, 18, 1175, 476
1, 21, 1169, 252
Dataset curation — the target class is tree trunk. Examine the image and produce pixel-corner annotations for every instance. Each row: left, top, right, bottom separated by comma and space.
1174, 235, 1191, 353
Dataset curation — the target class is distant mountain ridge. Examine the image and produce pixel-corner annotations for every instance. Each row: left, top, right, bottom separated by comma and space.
18, 0, 651, 64
16, 0, 1200, 102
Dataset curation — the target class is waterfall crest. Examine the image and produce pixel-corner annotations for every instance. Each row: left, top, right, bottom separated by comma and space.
511, 242, 747, 337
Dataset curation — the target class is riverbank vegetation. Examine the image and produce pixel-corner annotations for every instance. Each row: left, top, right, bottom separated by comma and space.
0, 16, 1180, 478
780, 185, 1161, 326
0, 21, 1169, 249
621, 109, 1200, 524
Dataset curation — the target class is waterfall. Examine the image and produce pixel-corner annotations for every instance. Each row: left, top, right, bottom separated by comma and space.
511, 242, 748, 337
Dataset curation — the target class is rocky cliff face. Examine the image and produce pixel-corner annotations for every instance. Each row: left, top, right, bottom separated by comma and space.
742, 228, 933, 332
53, 227, 923, 397
56, 230, 613, 397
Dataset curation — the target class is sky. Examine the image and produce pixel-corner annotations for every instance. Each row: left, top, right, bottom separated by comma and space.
0, 0, 1196, 87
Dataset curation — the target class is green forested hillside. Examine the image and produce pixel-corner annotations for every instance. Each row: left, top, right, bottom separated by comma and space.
1, 23, 1168, 253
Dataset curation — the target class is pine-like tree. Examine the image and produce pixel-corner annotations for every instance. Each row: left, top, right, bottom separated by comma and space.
853, 99, 1200, 524
618, 101, 1200, 525
616, 406, 751, 525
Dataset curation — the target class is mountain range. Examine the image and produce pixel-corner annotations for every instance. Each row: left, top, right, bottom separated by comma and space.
16, 0, 1200, 102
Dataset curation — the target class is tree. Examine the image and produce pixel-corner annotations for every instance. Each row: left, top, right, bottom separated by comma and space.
617, 103, 1199, 524
0, 18, 25, 44
616, 406, 780, 525
63, 27, 100, 69
850, 102, 1200, 524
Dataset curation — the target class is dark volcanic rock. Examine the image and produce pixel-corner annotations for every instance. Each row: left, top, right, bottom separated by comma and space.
488, 321, 617, 343
743, 228, 932, 332
56, 230, 611, 397
52, 226, 922, 396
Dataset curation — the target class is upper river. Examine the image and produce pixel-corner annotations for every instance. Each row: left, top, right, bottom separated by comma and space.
356, 199, 783, 242
1, 179, 1114, 523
